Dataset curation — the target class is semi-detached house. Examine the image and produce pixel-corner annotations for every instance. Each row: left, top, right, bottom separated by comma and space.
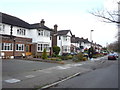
0, 13, 52, 58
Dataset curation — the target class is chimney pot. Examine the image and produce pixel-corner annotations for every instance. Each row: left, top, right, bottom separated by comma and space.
40, 19, 45, 26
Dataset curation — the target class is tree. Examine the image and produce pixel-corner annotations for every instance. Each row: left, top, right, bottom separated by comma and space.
90, 1, 120, 24
90, 1, 120, 52
53, 46, 60, 56
42, 48, 47, 59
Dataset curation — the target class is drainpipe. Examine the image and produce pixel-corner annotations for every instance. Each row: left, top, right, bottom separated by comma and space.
10, 25, 15, 58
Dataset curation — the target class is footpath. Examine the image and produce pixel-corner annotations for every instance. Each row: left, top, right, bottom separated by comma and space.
2, 56, 108, 89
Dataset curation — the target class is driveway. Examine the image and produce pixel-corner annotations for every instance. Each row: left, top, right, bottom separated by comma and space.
2, 59, 61, 76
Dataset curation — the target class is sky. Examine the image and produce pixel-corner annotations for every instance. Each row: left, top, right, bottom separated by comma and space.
0, 0, 119, 47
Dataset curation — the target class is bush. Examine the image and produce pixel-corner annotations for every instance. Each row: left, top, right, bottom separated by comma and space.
72, 53, 84, 62
42, 48, 47, 59
53, 46, 60, 56
83, 57, 87, 61
67, 55, 73, 59
60, 56, 69, 60
76, 53, 84, 61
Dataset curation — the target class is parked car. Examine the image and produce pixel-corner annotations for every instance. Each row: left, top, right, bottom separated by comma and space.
108, 53, 118, 60
113, 52, 118, 58
70, 52, 77, 56
83, 53, 88, 58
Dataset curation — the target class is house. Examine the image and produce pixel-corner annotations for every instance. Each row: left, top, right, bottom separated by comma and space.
52, 25, 72, 55
71, 35, 85, 53
0, 13, 52, 58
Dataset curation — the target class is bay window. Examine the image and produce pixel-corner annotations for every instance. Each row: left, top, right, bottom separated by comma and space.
2, 43, 13, 51
37, 43, 49, 52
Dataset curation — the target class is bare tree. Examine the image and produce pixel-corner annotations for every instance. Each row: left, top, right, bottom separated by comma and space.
90, 2, 120, 24
90, 1, 120, 52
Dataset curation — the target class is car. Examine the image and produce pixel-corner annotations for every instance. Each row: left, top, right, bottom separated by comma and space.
108, 53, 117, 60
70, 52, 77, 56
83, 53, 88, 58
113, 52, 118, 58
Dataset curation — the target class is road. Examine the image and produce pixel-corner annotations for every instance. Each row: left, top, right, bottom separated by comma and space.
2, 56, 119, 89
2, 59, 60, 76
52, 60, 118, 88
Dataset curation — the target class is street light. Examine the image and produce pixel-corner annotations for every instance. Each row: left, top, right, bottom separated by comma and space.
90, 30, 94, 45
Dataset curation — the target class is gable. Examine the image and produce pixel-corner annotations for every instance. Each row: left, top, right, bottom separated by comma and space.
67, 31, 72, 37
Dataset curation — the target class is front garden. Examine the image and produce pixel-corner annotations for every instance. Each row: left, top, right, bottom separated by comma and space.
27, 46, 107, 64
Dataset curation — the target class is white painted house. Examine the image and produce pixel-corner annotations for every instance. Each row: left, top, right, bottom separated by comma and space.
57, 30, 72, 55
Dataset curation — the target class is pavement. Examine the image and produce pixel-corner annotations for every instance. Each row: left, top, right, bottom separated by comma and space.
2, 55, 112, 89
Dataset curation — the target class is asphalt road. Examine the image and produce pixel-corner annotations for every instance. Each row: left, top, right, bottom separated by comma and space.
52, 60, 118, 88
2, 59, 60, 76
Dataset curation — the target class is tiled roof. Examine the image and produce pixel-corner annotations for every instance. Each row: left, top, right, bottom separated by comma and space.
2, 13, 30, 28
30, 23, 52, 31
2, 12, 52, 31
57, 30, 72, 36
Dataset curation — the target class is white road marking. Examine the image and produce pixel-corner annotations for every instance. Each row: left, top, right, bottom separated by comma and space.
57, 66, 71, 70
4, 79, 21, 83
25, 75, 35, 78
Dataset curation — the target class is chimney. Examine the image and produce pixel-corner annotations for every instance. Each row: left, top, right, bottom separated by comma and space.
72, 35, 75, 37
40, 19, 45, 27
54, 24, 58, 33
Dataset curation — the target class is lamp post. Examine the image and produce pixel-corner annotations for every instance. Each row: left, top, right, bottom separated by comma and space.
90, 30, 94, 46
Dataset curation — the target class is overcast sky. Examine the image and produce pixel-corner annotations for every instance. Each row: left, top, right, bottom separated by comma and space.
0, 0, 119, 47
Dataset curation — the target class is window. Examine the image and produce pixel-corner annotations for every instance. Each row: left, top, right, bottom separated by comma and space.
2, 43, 13, 51
44, 31, 50, 37
37, 43, 49, 52
17, 29, 26, 35
63, 46, 70, 52
0, 24, 5, 31
38, 30, 43, 36
16, 44, 24, 51
63, 36, 68, 41
59, 36, 61, 40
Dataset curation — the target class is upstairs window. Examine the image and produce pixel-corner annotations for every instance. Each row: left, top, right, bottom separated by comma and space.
59, 36, 61, 40
63, 36, 68, 41
44, 31, 50, 37
17, 29, 26, 35
0, 24, 5, 31
38, 30, 43, 36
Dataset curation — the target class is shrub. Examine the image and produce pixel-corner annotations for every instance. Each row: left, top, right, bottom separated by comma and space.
67, 55, 73, 59
60, 56, 69, 60
42, 48, 47, 59
83, 57, 87, 61
56, 59, 62, 61
73, 53, 84, 62
53, 46, 60, 56
76, 53, 84, 61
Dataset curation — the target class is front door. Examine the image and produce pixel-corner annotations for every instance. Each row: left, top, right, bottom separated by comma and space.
26, 45, 32, 56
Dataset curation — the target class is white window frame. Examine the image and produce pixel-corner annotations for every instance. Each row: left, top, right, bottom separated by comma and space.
37, 43, 50, 52
63, 36, 68, 41
1, 43, 13, 51
38, 30, 43, 36
16, 44, 24, 51
63, 46, 70, 52
17, 28, 26, 35
0, 24, 5, 32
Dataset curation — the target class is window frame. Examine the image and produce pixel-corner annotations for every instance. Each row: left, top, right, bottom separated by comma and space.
16, 44, 24, 51
1, 43, 13, 51
37, 43, 50, 52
